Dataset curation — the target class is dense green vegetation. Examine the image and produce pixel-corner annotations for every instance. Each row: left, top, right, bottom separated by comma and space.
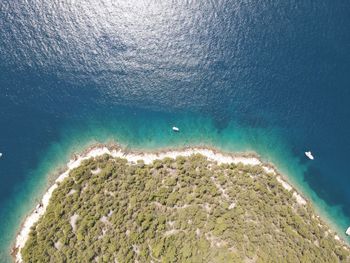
22, 154, 349, 262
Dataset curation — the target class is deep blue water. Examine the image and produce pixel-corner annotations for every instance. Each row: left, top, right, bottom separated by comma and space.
1, 0, 350, 261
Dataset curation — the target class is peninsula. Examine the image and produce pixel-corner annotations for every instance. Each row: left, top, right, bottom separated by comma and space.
13, 145, 349, 262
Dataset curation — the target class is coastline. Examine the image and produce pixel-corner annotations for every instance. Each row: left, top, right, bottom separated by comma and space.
12, 143, 348, 262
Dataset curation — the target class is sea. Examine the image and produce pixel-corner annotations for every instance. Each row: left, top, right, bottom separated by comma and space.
0, 0, 350, 261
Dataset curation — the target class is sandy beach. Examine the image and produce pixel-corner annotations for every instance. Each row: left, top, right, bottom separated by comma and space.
13, 144, 310, 262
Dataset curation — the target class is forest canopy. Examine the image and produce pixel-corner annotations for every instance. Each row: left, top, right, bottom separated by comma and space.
22, 154, 349, 262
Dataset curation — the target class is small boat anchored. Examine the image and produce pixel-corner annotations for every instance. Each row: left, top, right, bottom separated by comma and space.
0, 153, 2, 158
305, 151, 314, 160
172, 126, 180, 132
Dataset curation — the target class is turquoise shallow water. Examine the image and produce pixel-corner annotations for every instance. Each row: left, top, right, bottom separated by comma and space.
1, 0, 350, 261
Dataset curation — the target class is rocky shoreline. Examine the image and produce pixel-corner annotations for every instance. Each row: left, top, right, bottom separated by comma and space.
12, 143, 348, 262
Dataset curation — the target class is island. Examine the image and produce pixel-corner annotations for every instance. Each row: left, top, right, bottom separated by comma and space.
13, 145, 349, 262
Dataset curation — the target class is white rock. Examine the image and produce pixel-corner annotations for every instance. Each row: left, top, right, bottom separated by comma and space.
346, 227, 350, 236
293, 192, 306, 205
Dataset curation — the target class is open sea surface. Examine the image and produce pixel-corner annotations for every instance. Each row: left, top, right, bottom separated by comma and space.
0, 0, 350, 261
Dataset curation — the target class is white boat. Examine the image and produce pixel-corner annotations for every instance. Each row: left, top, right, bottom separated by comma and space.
172, 126, 180, 132
305, 151, 314, 160
0, 153, 2, 158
